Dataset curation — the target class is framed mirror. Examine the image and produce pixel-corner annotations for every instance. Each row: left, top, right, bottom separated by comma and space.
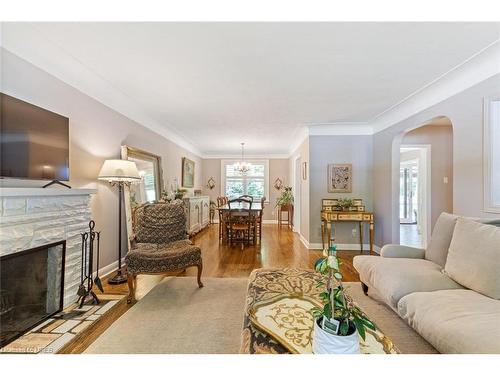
121, 145, 164, 251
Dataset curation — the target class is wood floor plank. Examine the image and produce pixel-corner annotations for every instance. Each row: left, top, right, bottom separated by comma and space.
71, 224, 364, 353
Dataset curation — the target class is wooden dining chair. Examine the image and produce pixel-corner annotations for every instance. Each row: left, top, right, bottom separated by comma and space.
217, 196, 227, 241
227, 198, 253, 247
238, 194, 254, 202
253, 197, 266, 243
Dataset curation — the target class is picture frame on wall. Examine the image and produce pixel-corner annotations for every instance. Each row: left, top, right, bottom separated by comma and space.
328, 163, 352, 193
182, 157, 195, 188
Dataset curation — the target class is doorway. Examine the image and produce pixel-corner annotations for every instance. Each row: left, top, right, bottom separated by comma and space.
293, 156, 301, 234
399, 146, 431, 248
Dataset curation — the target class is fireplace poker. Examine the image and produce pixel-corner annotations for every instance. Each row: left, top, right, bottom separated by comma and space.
94, 232, 104, 293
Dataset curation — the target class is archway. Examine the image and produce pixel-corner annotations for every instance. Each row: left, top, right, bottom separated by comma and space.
391, 116, 454, 247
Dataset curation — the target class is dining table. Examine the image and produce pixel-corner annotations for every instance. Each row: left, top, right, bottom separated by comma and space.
217, 202, 264, 244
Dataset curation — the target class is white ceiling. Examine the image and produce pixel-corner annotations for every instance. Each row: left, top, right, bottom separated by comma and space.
2, 22, 500, 156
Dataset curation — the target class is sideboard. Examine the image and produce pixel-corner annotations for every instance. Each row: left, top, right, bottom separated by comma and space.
183, 196, 210, 235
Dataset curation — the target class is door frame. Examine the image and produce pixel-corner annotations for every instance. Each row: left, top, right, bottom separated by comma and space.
292, 155, 301, 234
399, 144, 431, 248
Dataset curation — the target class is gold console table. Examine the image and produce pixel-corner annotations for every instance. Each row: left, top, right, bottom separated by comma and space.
321, 211, 375, 254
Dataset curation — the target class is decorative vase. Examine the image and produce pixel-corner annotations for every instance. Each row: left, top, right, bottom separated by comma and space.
312, 318, 360, 354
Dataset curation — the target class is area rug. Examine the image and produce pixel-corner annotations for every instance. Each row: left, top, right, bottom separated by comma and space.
84, 277, 248, 354
85, 276, 437, 354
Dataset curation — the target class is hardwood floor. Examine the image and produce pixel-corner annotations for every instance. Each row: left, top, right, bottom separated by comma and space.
69, 224, 366, 353
101, 223, 363, 298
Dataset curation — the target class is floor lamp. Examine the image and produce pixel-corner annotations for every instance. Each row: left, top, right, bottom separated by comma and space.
98, 159, 140, 284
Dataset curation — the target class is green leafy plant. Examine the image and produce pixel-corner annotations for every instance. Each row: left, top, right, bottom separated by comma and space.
276, 186, 294, 207
337, 198, 353, 210
175, 188, 188, 200
160, 189, 173, 202
311, 245, 376, 340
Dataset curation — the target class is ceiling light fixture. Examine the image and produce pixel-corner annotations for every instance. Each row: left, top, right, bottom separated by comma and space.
233, 142, 251, 175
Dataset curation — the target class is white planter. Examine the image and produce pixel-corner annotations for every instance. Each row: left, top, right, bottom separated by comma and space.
312, 318, 360, 354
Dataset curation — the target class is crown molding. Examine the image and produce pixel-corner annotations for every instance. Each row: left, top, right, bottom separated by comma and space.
371, 39, 500, 133
1, 23, 204, 158
202, 153, 289, 159
288, 126, 309, 156
308, 123, 373, 135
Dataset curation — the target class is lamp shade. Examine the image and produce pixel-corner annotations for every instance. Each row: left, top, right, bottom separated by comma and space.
98, 159, 140, 182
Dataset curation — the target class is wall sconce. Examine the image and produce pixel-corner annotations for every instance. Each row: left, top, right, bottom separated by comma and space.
206, 177, 216, 190
273, 177, 283, 190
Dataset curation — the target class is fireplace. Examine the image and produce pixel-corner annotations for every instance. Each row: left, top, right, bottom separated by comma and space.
0, 241, 66, 347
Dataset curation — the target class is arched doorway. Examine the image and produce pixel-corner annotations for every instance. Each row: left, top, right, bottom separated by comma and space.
391, 116, 453, 248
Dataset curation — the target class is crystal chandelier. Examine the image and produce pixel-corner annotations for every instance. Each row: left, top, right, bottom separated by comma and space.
233, 142, 251, 174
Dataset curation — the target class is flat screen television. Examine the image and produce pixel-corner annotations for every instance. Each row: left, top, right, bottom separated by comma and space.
0, 93, 70, 181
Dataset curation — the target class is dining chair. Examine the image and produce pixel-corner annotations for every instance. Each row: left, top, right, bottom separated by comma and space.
253, 197, 266, 243
217, 196, 227, 241
238, 194, 254, 202
227, 198, 253, 247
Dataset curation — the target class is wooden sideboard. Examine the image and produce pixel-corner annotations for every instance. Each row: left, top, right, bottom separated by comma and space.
183, 196, 210, 235
321, 211, 375, 254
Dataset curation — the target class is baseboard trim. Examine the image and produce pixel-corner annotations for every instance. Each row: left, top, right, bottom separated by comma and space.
299, 233, 310, 249
93, 257, 126, 279
307, 242, 381, 253
210, 219, 278, 224
262, 219, 278, 224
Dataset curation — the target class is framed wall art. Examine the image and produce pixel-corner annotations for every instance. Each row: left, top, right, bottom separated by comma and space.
327, 163, 352, 193
182, 157, 195, 188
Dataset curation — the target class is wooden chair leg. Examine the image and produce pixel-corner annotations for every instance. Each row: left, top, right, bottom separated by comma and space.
127, 274, 137, 304
197, 263, 204, 288
361, 282, 369, 296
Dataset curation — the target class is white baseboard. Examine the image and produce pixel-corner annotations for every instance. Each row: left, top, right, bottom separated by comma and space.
299, 233, 310, 249
262, 219, 278, 224
307, 242, 381, 253
211, 219, 278, 224
93, 257, 126, 279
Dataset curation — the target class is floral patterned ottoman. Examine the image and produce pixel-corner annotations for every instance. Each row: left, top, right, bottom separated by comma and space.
239, 268, 324, 354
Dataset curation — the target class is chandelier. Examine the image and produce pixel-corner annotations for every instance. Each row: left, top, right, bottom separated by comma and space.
233, 142, 251, 174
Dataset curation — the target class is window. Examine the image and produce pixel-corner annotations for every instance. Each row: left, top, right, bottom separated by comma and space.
484, 96, 500, 213
221, 160, 269, 201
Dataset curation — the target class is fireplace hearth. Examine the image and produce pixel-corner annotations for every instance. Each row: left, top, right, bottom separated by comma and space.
0, 241, 66, 347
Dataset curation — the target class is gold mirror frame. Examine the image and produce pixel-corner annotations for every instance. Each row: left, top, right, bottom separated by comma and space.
121, 145, 164, 251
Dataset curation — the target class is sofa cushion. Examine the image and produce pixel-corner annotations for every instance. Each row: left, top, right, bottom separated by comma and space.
444, 218, 500, 299
425, 212, 459, 267
398, 289, 500, 353
353, 256, 463, 310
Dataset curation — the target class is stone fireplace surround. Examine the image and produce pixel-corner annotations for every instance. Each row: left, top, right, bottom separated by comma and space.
0, 188, 96, 307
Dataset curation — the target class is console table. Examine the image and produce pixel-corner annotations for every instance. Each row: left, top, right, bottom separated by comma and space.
321, 211, 375, 254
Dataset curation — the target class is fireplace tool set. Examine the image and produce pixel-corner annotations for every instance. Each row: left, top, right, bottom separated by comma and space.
77, 220, 104, 307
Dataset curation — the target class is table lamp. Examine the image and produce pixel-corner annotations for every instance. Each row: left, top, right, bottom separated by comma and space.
98, 159, 140, 284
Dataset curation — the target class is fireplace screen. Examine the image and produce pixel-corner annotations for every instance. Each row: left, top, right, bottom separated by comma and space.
0, 241, 66, 347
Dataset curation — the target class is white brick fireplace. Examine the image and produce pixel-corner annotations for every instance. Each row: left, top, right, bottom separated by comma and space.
0, 188, 96, 307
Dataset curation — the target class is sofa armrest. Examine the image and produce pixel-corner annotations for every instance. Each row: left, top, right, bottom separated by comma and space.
380, 244, 425, 259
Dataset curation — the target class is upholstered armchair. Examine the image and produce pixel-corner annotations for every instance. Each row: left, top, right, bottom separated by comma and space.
125, 200, 203, 303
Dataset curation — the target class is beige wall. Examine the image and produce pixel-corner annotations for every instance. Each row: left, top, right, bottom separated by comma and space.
373, 74, 500, 246
1, 49, 203, 269
201, 158, 289, 221
402, 124, 453, 229
308, 135, 374, 246
288, 137, 310, 242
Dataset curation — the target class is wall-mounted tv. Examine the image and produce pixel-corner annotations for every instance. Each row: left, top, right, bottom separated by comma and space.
0, 93, 69, 181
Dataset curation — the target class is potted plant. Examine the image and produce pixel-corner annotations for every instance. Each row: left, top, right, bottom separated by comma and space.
276, 186, 294, 210
175, 188, 188, 200
311, 245, 376, 354
337, 197, 353, 211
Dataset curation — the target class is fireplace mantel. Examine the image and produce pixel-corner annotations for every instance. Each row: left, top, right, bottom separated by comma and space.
0, 187, 97, 197
0, 187, 96, 307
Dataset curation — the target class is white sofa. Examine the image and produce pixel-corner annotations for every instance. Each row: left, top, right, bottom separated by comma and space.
353, 213, 500, 354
